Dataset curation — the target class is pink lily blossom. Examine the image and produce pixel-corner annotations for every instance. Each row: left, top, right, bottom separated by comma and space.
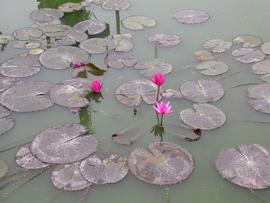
73, 60, 82, 68
90, 80, 102, 93
153, 101, 173, 115
151, 73, 165, 86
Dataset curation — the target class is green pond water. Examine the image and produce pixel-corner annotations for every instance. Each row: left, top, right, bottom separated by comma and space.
0, 0, 270, 202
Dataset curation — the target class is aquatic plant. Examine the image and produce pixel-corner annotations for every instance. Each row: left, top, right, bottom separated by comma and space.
89, 80, 102, 93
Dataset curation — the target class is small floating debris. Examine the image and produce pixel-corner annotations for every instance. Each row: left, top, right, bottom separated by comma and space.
173, 9, 210, 24
105, 51, 137, 69
195, 60, 229, 76
215, 144, 270, 189
13, 27, 43, 41
232, 48, 265, 64
202, 38, 232, 53
180, 103, 226, 130
148, 34, 181, 48
30, 8, 64, 23
58, 2, 83, 13
0, 160, 8, 178
261, 41, 270, 55
233, 35, 262, 48
251, 59, 270, 75
101, 0, 131, 10
80, 38, 115, 54
180, 80, 224, 103
128, 142, 194, 185
122, 15, 156, 31
194, 50, 214, 61
73, 19, 107, 35
247, 84, 270, 113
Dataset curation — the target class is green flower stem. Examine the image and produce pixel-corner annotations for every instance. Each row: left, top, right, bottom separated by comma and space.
156, 86, 160, 101
115, 10, 121, 34
160, 114, 164, 127
154, 44, 158, 58
156, 113, 160, 125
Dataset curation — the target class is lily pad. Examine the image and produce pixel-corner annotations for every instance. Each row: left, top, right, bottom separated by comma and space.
82, 0, 104, 6
101, 0, 130, 10
148, 34, 181, 48
112, 33, 134, 52
202, 38, 232, 53
247, 84, 270, 113
51, 162, 92, 191
105, 51, 137, 69
262, 73, 270, 83
73, 19, 106, 35
122, 16, 156, 31
261, 42, 270, 55
30, 8, 64, 23
0, 105, 10, 118
115, 79, 158, 107
173, 9, 210, 24
0, 160, 8, 178
0, 55, 41, 78
80, 153, 128, 184
58, 2, 83, 13
63, 78, 91, 91
57, 29, 88, 46
162, 89, 183, 99
180, 80, 224, 103
31, 123, 98, 164
0, 81, 54, 112
252, 60, 270, 75
0, 76, 17, 93
39, 46, 89, 70
180, 103, 226, 130
215, 144, 270, 189
0, 118, 15, 136
80, 38, 115, 54
195, 61, 229, 76
33, 24, 71, 38
16, 144, 49, 169
13, 27, 43, 41
232, 48, 265, 64
233, 35, 262, 48
128, 142, 194, 185
194, 50, 214, 61
29, 48, 45, 55
134, 59, 173, 77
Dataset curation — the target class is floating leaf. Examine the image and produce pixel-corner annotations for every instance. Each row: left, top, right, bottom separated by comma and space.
233, 35, 262, 48
252, 60, 270, 75
112, 33, 134, 52
173, 9, 210, 24
128, 142, 194, 185
134, 58, 173, 77
115, 79, 158, 107
29, 48, 45, 55
162, 89, 183, 99
58, 2, 83, 13
262, 73, 270, 83
85, 63, 106, 76
31, 124, 98, 164
63, 78, 91, 91
0, 118, 15, 136
80, 153, 128, 184
0, 81, 54, 112
105, 51, 137, 69
261, 41, 270, 55
122, 16, 156, 31
73, 19, 107, 35
0, 105, 10, 118
30, 8, 64, 22
202, 38, 232, 53
0, 76, 17, 93
194, 50, 214, 61
148, 33, 181, 48
180, 80, 224, 103
51, 162, 92, 191
180, 103, 226, 130
247, 84, 270, 113
101, 0, 130, 10
0, 160, 8, 178
215, 144, 270, 189
24, 42, 41, 49
232, 48, 265, 64
16, 144, 49, 169
195, 61, 229, 76
57, 29, 88, 46
80, 38, 115, 54
13, 27, 43, 41
39, 46, 89, 70
33, 23, 71, 38
82, 0, 104, 6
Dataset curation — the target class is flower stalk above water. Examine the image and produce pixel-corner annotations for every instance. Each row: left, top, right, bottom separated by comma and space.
151, 73, 165, 101
89, 80, 102, 93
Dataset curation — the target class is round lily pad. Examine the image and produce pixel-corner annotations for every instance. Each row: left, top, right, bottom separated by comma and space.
261, 42, 270, 55
50, 84, 89, 108
232, 48, 265, 64
180, 80, 224, 103
134, 59, 173, 77
122, 16, 156, 31
105, 52, 137, 69
57, 29, 88, 46
101, 0, 130, 10
247, 84, 270, 113
262, 73, 270, 83
63, 78, 91, 91
252, 60, 270, 75
0, 55, 41, 78
39, 46, 89, 70
0, 81, 53, 112
82, 0, 104, 6
16, 144, 49, 169
0, 105, 10, 118
180, 103, 226, 130
51, 162, 92, 191
58, 2, 83, 13
162, 89, 183, 99
0, 76, 17, 93
215, 144, 270, 189
0, 160, 8, 178
0, 118, 15, 136
80, 153, 128, 184
31, 124, 98, 164
29, 48, 45, 55
173, 9, 210, 24
33, 24, 71, 38
30, 8, 64, 23
195, 61, 229, 76
73, 19, 106, 35
115, 79, 158, 107
194, 50, 214, 61
202, 38, 232, 53
128, 142, 194, 185
13, 27, 43, 41
148, 34, 181, 48
112, 33, 134, 52
233, 35, 262, 48
80, 38, 115, 54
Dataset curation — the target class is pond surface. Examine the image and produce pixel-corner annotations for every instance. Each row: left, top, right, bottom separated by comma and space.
1, 0, 270, 203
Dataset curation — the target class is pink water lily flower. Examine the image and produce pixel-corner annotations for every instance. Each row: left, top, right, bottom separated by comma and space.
151, 73, 165, 86
73, 60, 82, 68
153, 101, 173, 114
90, 80, 102, 93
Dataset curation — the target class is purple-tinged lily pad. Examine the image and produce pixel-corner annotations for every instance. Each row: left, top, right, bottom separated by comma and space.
195, 61, 229, 76
122, 16, 156, 31
247, 84, 270, 113
31, 124, 97, 164
82, 0, 104, 6
16, 144, 49, 170
173, 9, 210, 24
58, 2, 83, 13
0, 118, 15, 136
13, 27, 43, 41
252, 60, 270, 75
63, 78, 91, 91
233, 35, 262, 48
148, 34, 181, 48
162, 89, 183, 99
80, 153, 128, 184
0, 81, 53, 112
215, 144, 270, 189
39, 46, 89, 70
261, 42, 270, 55
57, 29, 88, 46
51, 162, 92, 191
112, 33, 134, 52
128, 142, 194, 185
0, 55, 41, 78
202, 38, 232, 53
101, 0, 130, 10
194, 50, 214, 61
80, 38, 115, 54
105, 51, 137, 69
232, 48, 265, 64
262, 73, 270, 83
30, 8, 64, 23
29, 48, 45, 55
0, 76, 17, 93
73, 19, 106, 35
0, 160, 8, 178
33, 24, 71, 38
115, 79, 158, 107
180, 80, 224, 103
0, 105, 10, 118
134, 59, 173, 77
180, 103, 226, 130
